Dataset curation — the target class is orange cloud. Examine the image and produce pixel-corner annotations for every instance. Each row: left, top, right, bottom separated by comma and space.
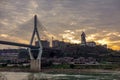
59, 30, 120, 50
0, 34, 29, 44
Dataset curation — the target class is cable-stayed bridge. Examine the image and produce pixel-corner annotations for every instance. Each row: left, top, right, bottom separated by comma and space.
0, 15, 46, 72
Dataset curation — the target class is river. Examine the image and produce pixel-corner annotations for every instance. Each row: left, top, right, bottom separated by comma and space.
0, 71, 120, 80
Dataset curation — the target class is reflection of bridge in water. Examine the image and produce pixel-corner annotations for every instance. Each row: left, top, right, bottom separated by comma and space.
0, 15, 43, 72
0, 73, 7, 80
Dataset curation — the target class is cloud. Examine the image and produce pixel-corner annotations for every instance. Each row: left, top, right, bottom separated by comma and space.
0, 34, 8, 38
0, 0, 120, 50
0, 33, 28, 43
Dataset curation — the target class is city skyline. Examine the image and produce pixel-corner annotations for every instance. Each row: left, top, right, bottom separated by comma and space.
0, 0, 120, 50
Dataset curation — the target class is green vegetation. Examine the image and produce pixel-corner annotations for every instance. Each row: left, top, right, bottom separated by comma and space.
0, 45, 120, 70
44, 45, 120, 63
50, 64, 70, 69
47, 64, 120, 70
73, 64, 120, 70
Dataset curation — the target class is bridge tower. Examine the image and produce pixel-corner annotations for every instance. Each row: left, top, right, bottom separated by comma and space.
28, 15, 43, 72
0, 15, 43, 72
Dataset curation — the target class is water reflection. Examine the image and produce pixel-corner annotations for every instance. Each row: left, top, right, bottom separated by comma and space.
0, 73, 7, 80
0, 71, 120, 80
26, 72, 120, 80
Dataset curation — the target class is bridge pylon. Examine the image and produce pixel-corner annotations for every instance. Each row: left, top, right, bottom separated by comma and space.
28, 15, 43, 72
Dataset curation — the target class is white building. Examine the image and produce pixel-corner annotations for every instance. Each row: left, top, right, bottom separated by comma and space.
86, 41, 96, 47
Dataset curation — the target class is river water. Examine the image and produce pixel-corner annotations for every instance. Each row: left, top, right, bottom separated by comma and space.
0, 71, 120, 80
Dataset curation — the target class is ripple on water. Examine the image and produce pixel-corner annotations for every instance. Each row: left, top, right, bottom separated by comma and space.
30, 73, 97, 80
0, 71, 120, 80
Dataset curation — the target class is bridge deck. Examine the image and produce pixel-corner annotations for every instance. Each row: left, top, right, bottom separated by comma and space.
0, 40, 39, 48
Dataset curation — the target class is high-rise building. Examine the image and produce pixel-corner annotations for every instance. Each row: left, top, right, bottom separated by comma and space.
52, 40, 66, 49
35, 40, 50, 48
81, 31, 86, 46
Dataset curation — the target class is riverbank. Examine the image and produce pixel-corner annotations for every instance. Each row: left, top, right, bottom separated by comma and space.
0, 68, 119, 74
42, 69, 120, 74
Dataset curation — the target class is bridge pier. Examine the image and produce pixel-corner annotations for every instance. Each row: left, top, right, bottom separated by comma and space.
30, 59, 41, 72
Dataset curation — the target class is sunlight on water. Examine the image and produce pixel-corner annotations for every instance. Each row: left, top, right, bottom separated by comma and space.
0, 71, 120, 80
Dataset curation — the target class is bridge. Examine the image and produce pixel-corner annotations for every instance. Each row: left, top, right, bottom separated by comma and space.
0, 40, 38, 48
0, 15, 43, 72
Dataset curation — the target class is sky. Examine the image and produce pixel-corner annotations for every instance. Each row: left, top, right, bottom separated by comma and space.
0, 0, 120, 50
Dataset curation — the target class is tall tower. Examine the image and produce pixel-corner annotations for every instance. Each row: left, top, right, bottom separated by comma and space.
29, 15, 43, 72
81, 31, 86, 46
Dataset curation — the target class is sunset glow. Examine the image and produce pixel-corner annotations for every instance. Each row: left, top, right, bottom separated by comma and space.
0, 0, 120, 50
